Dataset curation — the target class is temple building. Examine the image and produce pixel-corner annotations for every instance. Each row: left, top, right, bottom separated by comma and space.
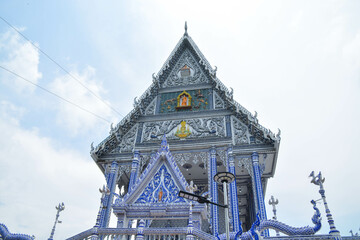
63, 25, 358, 240
1, 22, 360, 240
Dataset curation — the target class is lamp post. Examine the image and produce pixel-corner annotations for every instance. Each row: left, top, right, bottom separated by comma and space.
178, 173, 235, 240
268, 196, 280, 236
309, 171, 340, 237
214, 172, 235, 240
48, 202, 65, 240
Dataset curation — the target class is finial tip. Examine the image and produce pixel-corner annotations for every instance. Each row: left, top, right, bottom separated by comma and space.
184, 21, 188, 36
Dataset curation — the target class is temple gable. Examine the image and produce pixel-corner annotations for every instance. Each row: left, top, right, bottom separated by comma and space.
135, 164, 185, 204
91, 29, 280, 159
119, 136, 190, 205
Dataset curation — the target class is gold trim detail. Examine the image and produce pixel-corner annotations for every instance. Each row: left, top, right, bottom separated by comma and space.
175, 121, 191, 138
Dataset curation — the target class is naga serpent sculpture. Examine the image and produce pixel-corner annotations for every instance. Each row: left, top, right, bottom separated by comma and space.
0, 223, 35, 240
217, 200, 322, 240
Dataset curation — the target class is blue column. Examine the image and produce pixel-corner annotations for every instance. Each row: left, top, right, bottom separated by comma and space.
209, 147, 219, 236
227, 147, 241, 232
251, 152, 268, 237
136, 219, 145, 240
128, 150, 140, 191
100, 161, 119, 228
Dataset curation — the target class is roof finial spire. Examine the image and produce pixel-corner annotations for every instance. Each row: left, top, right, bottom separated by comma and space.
184, 21, 188, 36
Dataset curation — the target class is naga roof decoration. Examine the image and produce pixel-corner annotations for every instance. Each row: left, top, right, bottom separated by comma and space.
116, 135, 189, 205
91, 30, 281, 158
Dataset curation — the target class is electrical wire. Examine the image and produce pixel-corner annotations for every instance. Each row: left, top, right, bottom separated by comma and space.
0, 16, 124, 118
0, 65, 111, 124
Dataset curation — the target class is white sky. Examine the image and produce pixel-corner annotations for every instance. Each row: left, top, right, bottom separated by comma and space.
0, 1, 359, 239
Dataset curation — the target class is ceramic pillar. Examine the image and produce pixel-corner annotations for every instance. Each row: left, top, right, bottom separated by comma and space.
209, 147, 219, 236
128, 150, 140, 191
100, 161, 119, 228
227, 147, 241, 232
251, 152, 268, 237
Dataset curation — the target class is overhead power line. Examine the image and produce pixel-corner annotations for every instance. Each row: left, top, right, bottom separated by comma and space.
0, 65, 111, 124
0, 16, 124, 118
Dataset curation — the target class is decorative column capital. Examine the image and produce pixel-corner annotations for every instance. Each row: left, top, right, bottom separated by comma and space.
227, 145, 233, 154
251, 152, 259, 162
210, 146, 216, 155
110, 161, 119, 173
133, 150, 140, 160
227, 149, 235, 168
131, 151, 140, 169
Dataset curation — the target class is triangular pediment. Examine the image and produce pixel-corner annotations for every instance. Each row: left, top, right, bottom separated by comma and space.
91, 31, 281, 159
156, 34, 217, 90
161, 48, 210, 88
134, 163, 186, 204
120, 135, 189, 205
159, 33, 214, 73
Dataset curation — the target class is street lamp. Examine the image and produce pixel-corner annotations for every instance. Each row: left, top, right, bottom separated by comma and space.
48, 202, 65, 240
214, 172, 235, 240
178, 190, 227, 208
178, 172, 235, 240
268, 195, 280, 236
309, 171, 340, 236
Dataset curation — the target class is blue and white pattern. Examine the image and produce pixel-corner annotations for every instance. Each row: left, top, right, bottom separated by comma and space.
120, 135, 189, 202
135, 164, 185, 204
257, 200, 322, 236
0, 223, 34, 240
232, 201, 322, 240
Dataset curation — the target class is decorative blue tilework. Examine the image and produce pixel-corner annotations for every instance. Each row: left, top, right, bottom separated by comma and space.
135, 164, 186, 204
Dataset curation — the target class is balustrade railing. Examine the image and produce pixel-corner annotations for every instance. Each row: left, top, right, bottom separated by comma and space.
67, 227, 215, 240
67, 227, 360, 240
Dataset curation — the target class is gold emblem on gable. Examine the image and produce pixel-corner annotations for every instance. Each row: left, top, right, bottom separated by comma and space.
175, 121, 191, 138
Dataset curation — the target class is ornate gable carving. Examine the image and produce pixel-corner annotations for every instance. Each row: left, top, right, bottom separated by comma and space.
141, 117, 226, 142
213, 91, 225, 109
119, 124, 138, 153
173, 152, 208, 170
162, 49, 209, 88
145, 98, 156, 115
135, 164, 186, 204
231, 116, 250, 145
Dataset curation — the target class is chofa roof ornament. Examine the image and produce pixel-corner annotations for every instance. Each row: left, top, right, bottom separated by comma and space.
184, 21, 188, 36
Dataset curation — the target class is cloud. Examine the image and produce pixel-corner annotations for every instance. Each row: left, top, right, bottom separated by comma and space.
0, 29, 42, 94
49, 66, 117, 136
0, 100, 104, 239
